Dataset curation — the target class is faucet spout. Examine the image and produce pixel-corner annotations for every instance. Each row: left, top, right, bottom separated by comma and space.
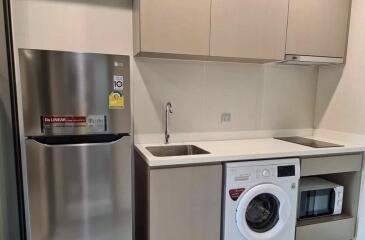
165, 102, 173, 144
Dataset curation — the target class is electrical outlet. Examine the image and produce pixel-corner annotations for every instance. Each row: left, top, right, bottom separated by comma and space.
221, 113, 231, 123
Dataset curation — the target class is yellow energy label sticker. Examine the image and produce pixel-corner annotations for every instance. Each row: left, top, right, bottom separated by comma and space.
109, 92, 124, 109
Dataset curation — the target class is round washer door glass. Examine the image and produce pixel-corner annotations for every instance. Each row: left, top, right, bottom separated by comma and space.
235, 184, 291, 240
245, 193, 280, 233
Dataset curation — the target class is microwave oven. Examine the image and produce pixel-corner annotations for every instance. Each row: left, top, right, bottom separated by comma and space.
298, 177, 343, 219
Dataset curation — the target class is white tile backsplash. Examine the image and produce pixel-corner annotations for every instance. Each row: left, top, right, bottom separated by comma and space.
134, 58, 318, 134
261, 64, 318, 129
202, 62, 263, 131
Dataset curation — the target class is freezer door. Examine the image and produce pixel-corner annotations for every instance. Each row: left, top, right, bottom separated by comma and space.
25, 136, 132, 240
19, 49, 131, 136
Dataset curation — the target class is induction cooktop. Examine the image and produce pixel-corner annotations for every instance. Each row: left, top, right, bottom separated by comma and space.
274, 136, 344, 148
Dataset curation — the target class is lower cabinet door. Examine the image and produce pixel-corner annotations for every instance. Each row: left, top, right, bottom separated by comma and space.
149, 165, 222, 240
296, 217, 356, 240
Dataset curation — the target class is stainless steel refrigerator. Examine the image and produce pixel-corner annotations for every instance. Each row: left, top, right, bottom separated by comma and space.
18, 49, 133, 240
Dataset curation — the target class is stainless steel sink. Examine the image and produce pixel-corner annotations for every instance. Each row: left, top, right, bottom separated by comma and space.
146, 145, 210, 157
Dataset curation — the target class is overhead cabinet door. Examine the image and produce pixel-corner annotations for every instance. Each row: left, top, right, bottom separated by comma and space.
138, 0, 211, 56
210, 0, 289, 61
286, 0, 351, 58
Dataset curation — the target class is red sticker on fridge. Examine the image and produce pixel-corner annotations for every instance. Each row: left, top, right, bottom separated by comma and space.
43, 116, 87, 123
229, 188, 245, 201
41, 115, 107, 134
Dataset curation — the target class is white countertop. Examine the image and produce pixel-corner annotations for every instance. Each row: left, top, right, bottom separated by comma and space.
135, 130, 365, 167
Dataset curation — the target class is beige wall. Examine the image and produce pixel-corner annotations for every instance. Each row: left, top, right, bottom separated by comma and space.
315, 0, 365, 134
12, 0, 133, 55
12, 0, 318, 137
314, 0, 365, 238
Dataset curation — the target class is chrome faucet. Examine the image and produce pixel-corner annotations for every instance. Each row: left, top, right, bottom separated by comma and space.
165, 102, 173, 144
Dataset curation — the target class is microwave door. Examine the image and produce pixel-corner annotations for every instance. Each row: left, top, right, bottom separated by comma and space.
299, 189, 336, 219
24, 136, 132, 240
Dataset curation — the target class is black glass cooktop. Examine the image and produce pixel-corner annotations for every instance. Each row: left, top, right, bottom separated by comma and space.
274, 136, 344, 148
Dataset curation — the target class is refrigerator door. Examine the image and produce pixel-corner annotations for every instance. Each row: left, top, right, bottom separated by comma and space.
25, 136, 132, 240
19, 49, 131, 136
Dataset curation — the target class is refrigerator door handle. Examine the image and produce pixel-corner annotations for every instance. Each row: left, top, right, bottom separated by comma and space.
28, 133, 129, 146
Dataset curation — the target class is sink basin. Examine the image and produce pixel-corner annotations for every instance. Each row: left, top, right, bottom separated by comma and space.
146, 145, 210, 157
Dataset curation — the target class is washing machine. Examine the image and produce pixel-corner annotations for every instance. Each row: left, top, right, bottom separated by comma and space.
223, 158, 300, 240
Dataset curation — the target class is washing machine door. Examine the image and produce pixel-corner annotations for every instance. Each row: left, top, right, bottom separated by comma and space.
236, 184, 291, 240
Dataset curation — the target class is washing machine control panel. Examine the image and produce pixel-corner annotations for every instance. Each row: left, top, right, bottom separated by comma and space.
231, 165, 297, 182
262, 169, 270, 177
227, 161, 300, 187
255, 165, 296, 178
256, 167, 276, 180
277, 165, 296, 177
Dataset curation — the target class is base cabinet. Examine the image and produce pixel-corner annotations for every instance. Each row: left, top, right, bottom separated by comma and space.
135, 153, 222, 240
149, 165, 222, 240
135, 152, 362, 240
296, 216, 355, 240
296, 153, 363, 240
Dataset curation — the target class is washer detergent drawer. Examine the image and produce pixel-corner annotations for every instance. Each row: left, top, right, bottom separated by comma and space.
25, 137, 132, 240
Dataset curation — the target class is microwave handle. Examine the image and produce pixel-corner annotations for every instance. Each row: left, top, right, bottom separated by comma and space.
333, 186, 344, 215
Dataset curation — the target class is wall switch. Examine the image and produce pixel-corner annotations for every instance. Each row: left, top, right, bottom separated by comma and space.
221, 113, 231, 123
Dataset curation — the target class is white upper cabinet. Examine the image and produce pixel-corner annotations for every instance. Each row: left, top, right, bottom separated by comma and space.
286, 0, 351, 58
210, 0, 289, 61
134, 0, 211, 56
